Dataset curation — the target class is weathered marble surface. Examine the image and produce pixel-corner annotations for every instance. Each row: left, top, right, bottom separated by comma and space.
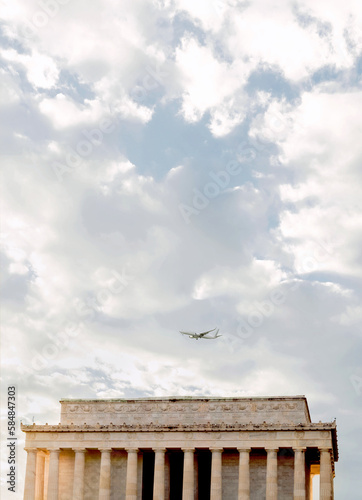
59, 396, 311, 426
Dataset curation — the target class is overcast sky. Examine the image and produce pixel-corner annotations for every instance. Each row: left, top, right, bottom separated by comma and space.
1, 0, 362, 497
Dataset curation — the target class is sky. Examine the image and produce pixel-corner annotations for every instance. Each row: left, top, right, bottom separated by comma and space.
1, 0, 362, 497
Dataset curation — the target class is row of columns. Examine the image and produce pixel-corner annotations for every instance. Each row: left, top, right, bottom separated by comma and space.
24, 446, 334, 500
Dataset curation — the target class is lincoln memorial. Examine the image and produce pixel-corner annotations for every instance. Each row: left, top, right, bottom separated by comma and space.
22, 395, 337, 499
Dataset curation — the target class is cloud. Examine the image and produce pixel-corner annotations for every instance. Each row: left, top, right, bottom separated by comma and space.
250, 89, 362, 278
175, 36, 249, 132
1, 48, 59, 88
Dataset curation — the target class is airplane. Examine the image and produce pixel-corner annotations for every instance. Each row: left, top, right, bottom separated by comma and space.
179, 328, 222, 340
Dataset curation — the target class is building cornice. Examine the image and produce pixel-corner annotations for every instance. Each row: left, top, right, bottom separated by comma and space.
21, 422, 336, 433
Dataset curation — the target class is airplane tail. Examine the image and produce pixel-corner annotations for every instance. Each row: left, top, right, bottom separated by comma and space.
211, 329, 222, 339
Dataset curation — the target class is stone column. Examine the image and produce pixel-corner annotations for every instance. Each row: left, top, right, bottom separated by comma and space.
266, 449, 278, 500
182, 448, 195, 500
210, 448, 223, 500
44, 455, 49, 499
238, 448, 251, 500
72, 449, 86, 500
47, 449, 60, 500
125, 449, 138, 500
319, 448, 333, 500
293, 448, 306, 500
99, 449, 112, 500
309, 475, 314, 500
35, 452, 45, 500
153, 448, 166, 500
24, 448, 37, 500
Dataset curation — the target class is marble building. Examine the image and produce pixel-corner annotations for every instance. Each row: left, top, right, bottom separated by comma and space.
22, 395, 338, 499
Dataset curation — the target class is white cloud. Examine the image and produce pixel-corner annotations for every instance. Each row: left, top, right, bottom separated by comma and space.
173, 0, 233, 32
39, 94, 103, 128
258, 90, 362, 277
193, 259, 286, 301
174, 0, 360, 81
175, 36, 249, 132
1, 48, 59, 88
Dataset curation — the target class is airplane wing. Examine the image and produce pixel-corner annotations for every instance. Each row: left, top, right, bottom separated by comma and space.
180, 331, 196, 336
198, 328, 217, 337
202, 329, 221, 339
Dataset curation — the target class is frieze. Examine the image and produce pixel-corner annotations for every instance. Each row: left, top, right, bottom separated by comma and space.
61, 399, 308, 414
80, 405, 92, 413
294, 431, 305, 439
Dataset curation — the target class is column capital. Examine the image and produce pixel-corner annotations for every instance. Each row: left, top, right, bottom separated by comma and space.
126, 447, 139, 453
153, 447, 167, 453
73, 448, 87, 453
319, 447, 332, 453
48, 448, 61, 454
182, 448, 195, 453
24, 447, 38, 453
210, 448, 223, 453
293, 447, 307, 452
237, 448, 251, 453
265, 448, 279, 453
99, 448, 112, 453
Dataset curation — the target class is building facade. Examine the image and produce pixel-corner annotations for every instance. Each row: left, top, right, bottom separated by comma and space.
22, 396, 338, 500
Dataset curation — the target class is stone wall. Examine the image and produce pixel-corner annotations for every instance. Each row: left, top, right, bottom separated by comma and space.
221, 451, 238, 498
84, 450, 100, 500
110, 450, 127, 500
250, 452, 267, 500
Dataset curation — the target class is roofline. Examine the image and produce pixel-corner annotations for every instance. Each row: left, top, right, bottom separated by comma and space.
60, 395, 308, 403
